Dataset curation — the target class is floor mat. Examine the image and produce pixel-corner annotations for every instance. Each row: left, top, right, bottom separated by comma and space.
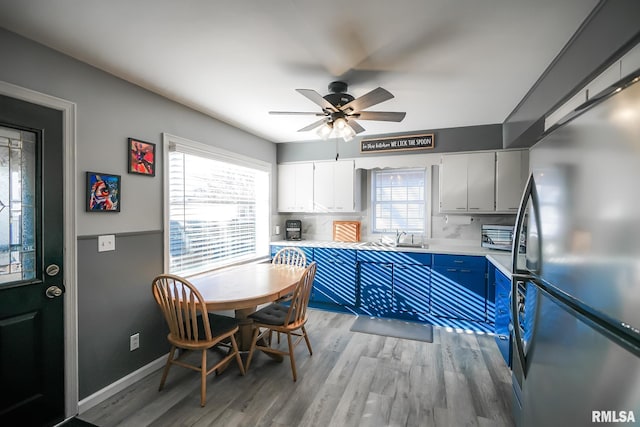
350, 316, 433, 343
59, 417, 98, 427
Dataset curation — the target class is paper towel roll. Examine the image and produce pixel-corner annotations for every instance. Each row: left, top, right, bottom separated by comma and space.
445, 215, 472, 225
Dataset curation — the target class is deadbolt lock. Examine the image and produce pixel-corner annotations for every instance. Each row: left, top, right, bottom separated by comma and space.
45, 285, 63, 299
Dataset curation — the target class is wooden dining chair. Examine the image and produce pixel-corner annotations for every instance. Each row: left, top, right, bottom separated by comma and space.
245, 262, 317, 381
272, 247, 308, 343
272, 246, 306, 268
151, 274, 245, 407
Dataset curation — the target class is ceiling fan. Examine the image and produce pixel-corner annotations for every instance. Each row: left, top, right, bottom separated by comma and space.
269, 81, 406, 141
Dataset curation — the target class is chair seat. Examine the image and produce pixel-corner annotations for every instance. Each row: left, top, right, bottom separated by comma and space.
207, 313, 241, 337
172, 313, 240, 342
249, 303, 291, 326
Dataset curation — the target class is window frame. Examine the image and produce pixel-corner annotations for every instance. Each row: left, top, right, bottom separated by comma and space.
370, 167, 429, 235
162, 133, 272, 276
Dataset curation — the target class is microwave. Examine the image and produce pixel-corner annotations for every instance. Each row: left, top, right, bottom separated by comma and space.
481, 224, 514, 251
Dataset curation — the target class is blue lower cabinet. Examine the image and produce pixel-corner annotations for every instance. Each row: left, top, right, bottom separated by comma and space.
312, 248, 357, 306
494, 268, 512, 366
393, 264, 431, 316
358, 262, 393, 316
431, 263, 487, 322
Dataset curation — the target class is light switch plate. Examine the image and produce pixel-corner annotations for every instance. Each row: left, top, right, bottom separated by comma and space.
98, 234, 116, 252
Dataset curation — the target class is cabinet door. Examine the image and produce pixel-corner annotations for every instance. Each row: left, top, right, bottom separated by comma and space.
278, 163, 314, 212
295, 163, 315, 212
312, 248, 356, 306
313, 162, 334, 210
440, 154, 468, 212
333, 160, 354, 211
496, 150, 527, 212
277, 164, 297, 212
393, 264, 430, 315
467, 151, 495, 212
359, 262, 393, 316
431, 266, 486, 321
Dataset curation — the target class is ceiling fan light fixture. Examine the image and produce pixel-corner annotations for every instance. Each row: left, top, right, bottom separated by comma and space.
334, 117, 348, 131
317, 122, 333, 140
341, 124, 356, 141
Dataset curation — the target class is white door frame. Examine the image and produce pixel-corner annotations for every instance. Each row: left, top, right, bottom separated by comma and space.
0, 80, 78, 417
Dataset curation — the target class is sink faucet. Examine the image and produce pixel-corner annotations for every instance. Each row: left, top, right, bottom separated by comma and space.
395, 230, 406, 245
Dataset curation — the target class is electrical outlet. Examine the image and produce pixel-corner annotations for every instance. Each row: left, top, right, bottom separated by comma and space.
130, 333, 139, 351
98, 234, 116, 252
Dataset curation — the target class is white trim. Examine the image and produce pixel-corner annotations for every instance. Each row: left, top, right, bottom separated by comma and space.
0, 80, 78, 418
164, 132, 271, 172
77, 353, 168, 414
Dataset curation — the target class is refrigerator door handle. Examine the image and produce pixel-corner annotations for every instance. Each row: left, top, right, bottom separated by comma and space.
511, 173, 543, 378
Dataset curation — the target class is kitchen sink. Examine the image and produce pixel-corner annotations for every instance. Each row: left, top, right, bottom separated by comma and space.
396, 242, 428, 249
359, 241, 428, 249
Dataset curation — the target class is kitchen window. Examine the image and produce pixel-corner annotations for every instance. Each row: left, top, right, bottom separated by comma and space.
164, 134, 270, 277
371, 168, 426, 233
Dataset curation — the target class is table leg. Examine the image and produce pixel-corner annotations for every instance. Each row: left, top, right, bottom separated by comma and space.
234, 307, 256, 351
234, 307, 284, 362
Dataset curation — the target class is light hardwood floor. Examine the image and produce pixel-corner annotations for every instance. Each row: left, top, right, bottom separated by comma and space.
81, 309, 514, 427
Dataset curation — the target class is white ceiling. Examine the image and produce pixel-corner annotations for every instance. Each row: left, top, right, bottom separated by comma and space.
0, 0, 599, 143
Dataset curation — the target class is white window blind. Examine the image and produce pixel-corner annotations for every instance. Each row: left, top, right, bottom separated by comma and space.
372, 168, 426, 233
167, 142, 270, 277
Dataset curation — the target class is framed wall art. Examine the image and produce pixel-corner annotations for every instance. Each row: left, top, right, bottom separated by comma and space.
86, 172, 121, 212
128, 137, 156, 176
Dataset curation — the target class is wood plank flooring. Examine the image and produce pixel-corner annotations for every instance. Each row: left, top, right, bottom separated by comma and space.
80, 309, 514, 427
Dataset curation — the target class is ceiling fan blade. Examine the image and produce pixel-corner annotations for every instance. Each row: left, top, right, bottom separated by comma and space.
354, 111, 406, 122
296, 89, 338, 111
297, 118, 328, 132
340, 87, 394, 113
269, 111, 326, 116
347, 119, 366, 134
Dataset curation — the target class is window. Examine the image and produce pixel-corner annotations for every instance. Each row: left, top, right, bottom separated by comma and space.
165, 134, 270, 277
371, 168, 426, 233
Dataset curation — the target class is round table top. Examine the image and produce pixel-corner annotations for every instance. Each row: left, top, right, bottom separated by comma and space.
188, 263, 305, 311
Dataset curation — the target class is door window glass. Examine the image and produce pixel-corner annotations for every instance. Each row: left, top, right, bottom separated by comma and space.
0, 125, 36, 284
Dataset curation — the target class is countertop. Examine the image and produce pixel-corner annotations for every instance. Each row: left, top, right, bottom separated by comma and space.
485, 253, 513, 277
271, 239, 514, 271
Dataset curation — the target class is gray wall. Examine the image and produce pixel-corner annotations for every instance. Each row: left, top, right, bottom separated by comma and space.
0, 28, 277, 398
277, 124, 503, 163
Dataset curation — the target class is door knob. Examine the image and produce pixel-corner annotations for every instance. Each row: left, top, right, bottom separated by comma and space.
45, 285, 63, 299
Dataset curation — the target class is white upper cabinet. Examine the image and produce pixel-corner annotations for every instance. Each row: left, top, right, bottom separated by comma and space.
467, 152, 496, 211
440, 152, 495, 213
439, 154, 469, 212
313, 160, 361, 212
440, 150, 527, 214
496, 150, 529, 212
277, 162, 314, 212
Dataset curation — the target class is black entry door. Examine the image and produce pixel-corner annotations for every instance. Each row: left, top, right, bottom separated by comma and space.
0, 95, 65, 426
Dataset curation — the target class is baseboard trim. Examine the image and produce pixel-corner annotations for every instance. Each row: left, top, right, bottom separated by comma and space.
78, 353, 167, 414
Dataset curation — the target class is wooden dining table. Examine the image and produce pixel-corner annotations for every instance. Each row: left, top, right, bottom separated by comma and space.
188, 262, 306, 351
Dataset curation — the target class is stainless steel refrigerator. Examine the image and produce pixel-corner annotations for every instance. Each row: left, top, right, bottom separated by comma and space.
510, 71, 640, 425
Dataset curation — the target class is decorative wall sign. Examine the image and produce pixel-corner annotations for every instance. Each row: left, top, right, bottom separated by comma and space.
86, 172, 121, 212
128, 137, 156, 176
360, 133, 434, 153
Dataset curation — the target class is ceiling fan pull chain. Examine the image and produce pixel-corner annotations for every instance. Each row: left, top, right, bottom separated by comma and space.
335, 139, 340, 161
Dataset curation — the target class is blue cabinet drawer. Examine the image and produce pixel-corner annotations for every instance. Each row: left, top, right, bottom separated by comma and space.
495, 268, 511, 290
314, 247, 356, 264
357, 250, 432, 265
433, 254, 486, 269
